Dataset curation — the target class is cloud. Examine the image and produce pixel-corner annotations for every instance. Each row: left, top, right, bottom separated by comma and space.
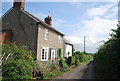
53, 19, 65, 27
69, 2, 81, 8
64, 3, 118, 53
2, 0, 119, 2
87, 3, 117, 17
65, 16, 117, 53
81, 17, 117, 36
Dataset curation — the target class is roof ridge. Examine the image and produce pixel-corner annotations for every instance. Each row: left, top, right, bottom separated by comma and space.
21, 9, 64, 36
1, 7, 13, 19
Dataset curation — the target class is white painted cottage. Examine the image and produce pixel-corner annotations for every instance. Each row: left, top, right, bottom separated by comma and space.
63, 38, 73, 58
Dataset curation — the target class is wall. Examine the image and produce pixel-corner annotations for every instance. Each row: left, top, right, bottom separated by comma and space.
37, 24, 64, 61
0, 31, 11, 44
65, 44, 72, 58
2, 8, 38, 58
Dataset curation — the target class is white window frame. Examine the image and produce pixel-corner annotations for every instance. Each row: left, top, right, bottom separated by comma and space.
58, 35, 61, 43
45, 29, 49, 40
41, 47, 49, 61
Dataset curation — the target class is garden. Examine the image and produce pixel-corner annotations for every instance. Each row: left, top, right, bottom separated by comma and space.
1, 43, 93, 80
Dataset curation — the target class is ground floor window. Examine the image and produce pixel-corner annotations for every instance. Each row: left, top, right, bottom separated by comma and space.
41, 47, 48, 61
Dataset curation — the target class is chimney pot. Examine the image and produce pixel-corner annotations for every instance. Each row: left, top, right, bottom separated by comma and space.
44, 16, 52, 26
13, 0, 25, 10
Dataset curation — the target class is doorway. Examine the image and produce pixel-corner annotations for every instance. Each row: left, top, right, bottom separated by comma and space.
51, 49, 56, 60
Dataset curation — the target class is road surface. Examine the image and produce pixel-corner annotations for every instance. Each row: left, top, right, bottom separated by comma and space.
53, 61, 96, 79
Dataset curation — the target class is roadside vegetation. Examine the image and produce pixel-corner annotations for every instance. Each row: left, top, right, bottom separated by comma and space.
94, 25, 120, 79
1, 43, 34, 80
1, 43, 93, 80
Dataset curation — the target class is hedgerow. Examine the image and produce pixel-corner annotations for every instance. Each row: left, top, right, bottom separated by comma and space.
94, 25, 120, 79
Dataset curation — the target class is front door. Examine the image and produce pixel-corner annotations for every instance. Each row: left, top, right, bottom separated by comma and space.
51, 49, 56, 60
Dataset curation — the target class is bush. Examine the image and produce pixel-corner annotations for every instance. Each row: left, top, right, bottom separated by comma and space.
66, 56, 76, 66
59, 59, 68, 71
34, 60, 60, 79
75, 59, 80, 66
58, 48, 62, 58
2, 43, 34, 80
50, 63, 58, 70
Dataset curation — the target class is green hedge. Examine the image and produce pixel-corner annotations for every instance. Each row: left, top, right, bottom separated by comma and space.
66, 56, 76, 66
66, 52, 93, 66
94, 25, 120, 79
2, 43, 34, 80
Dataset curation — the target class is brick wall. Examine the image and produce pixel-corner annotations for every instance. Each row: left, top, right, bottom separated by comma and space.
0, 31, 11, 44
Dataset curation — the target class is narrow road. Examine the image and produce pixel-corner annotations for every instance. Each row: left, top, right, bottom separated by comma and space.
53, 61, 96, 79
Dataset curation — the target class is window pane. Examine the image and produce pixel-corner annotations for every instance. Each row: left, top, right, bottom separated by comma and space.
58, 36, 61, 43
45, 29, 48, 40
45, 51, 47, 59
42, 49, 44, 59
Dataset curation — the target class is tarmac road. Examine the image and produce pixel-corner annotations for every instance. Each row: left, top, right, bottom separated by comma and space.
53, 61, 96, 79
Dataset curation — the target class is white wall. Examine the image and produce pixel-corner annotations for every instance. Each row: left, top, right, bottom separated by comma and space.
65, 44, 72, 58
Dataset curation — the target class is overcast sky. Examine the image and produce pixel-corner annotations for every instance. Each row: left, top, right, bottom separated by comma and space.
1, 0, 118, 53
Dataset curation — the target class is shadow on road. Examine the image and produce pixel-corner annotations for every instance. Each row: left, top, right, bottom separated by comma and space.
81, 61, 96, 79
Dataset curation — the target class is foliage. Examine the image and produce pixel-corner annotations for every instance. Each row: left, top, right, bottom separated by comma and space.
59, 59, 68, 71
94, 25, 120, 79
73, 51, 93, 62
66, 51, 93, 67
75, 59, 80, 66
58, 48, 62, 58
74, 51, 81, 55
2, 43, 34, 80
66, 56, 76, 66
34, 60, 61, 79
50, 63, 58, 69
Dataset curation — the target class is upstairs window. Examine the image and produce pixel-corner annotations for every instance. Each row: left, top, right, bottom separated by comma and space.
45, 29, 48, 40
58, 35, 61, 43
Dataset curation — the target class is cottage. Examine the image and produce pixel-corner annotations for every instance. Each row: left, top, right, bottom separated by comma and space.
1, 0, 73, 61
63, 38, 73, 58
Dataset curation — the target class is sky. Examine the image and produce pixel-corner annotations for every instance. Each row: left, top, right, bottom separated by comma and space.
1, 0, 119, 53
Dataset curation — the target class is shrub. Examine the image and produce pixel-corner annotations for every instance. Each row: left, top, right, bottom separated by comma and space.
58, 48, 62, 58
75, 59, 80, 66
59, 59, 68, 71
50, 63, 58, 70
2, 43, 34, 80
66, 56, 76, 66
71, 56, 76, 65
34, 60, 60, 79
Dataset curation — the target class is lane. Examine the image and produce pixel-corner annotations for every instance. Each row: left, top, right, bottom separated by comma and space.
53, 61, 96, 79
81, 62, 96, 79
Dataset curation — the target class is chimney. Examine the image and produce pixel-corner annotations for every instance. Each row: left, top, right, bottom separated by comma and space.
44, 16, 52, 26
13, 0, 25, 10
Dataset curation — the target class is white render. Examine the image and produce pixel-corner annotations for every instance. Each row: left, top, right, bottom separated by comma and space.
65, 44, 72, 58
